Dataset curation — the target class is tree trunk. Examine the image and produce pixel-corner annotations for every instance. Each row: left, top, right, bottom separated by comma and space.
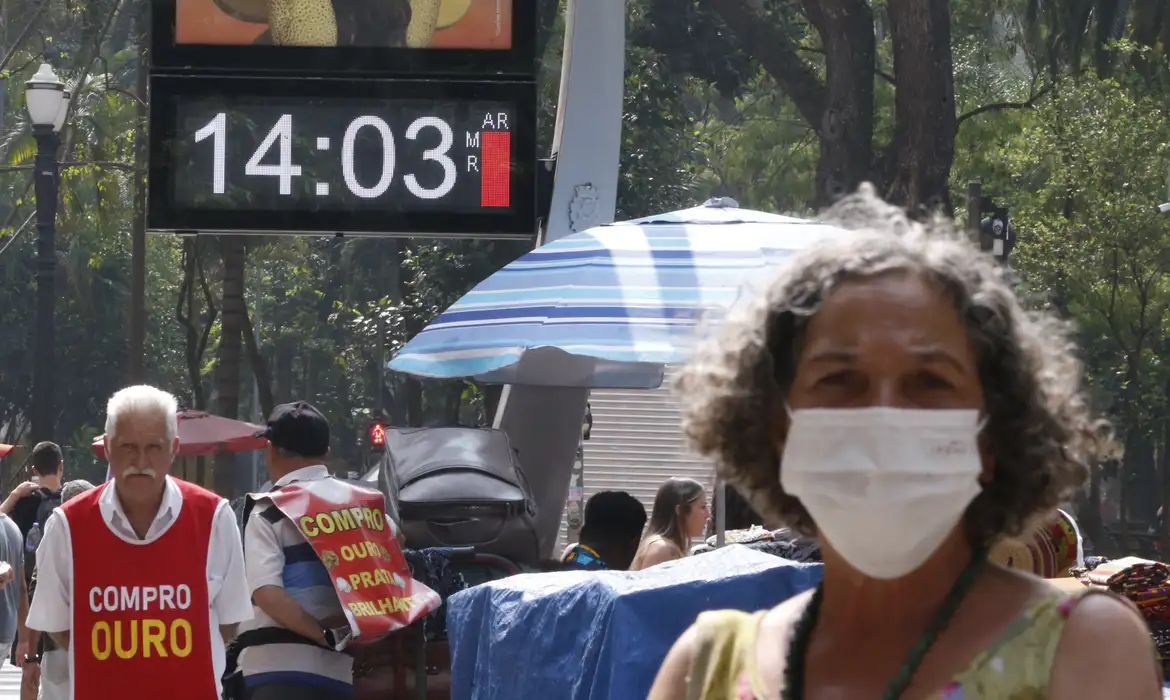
710, 0, 879, 206
1134, 434, 1159, 521
885, 0, 956, 212
801, 0, 876, 206
405, 378, 423, 426
273, 340, 295, 404
445, 383, 463, 424
1116, 347, 1146, 555
1161, 414, 1170, 555
243, 302, 275, 418
213, 235, 247, 497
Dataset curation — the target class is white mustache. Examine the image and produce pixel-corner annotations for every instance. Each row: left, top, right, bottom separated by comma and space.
123, 467, 158, 478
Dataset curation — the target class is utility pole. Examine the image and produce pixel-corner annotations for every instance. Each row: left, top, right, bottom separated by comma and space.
26, 65, 68, 443
967, 181, 983, 248
127, 1, 149, 383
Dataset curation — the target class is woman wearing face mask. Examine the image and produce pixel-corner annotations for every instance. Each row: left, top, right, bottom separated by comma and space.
648, 185, 1161, 700
630, 477, 709, 570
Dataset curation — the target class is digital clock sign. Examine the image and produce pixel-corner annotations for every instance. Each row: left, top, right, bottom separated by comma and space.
148, 74, 537, 238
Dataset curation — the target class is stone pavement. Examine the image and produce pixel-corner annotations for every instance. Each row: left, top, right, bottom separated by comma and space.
0, 662, 19, 700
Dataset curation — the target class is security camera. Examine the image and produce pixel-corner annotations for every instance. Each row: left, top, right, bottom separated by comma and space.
1158, 202, 1170, 214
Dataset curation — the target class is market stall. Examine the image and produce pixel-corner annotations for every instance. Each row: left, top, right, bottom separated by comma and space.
446, 545, 822, 700
1057, 556, 1170, 692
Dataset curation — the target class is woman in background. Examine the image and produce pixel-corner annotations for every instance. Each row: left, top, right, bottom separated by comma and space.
631, 477, 709, 570
696, 485, 821, 563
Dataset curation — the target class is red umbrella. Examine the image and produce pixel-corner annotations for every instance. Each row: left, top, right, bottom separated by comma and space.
91, 409, 267, 459
0, 444, 13, 458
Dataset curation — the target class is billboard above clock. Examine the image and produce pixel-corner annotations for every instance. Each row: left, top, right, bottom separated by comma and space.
151, 0, 538, 76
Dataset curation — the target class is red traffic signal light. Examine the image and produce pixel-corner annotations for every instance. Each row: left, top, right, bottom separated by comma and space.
368, 421, 386, 450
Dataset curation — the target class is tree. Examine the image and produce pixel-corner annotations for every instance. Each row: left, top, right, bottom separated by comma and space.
639, 0, 960, 210
1008, 72, 1170, 552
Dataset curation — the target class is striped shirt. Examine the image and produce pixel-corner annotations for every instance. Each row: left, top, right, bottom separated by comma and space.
238, 465, 352, 693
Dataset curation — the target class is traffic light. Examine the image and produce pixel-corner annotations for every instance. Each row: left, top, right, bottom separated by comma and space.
368, 420, 386, 451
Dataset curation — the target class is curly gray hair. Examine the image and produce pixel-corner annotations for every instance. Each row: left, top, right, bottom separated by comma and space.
675, 185, 1114, 547
62, 479, 96, 502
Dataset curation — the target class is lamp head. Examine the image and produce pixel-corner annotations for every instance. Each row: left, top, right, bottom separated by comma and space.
25, 64, 65, 129
53, 90, 71, 133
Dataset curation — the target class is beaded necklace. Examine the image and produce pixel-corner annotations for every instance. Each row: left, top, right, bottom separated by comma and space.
781, 553, 987, 700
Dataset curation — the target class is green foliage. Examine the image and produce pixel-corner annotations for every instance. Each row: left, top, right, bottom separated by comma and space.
1009, 71, 1170, 433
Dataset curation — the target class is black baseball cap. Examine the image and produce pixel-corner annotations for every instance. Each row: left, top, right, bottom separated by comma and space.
255, 401, 330, 458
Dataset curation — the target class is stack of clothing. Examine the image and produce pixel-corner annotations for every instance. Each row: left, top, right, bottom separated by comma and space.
1079, 556, 1170, 677
691, 526, 822, 563
403, 549, 469, 641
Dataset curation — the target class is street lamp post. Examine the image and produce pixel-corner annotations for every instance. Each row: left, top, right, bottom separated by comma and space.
25, 64, 69, 443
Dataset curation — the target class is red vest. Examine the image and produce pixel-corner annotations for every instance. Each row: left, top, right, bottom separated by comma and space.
65, 479, 220, 700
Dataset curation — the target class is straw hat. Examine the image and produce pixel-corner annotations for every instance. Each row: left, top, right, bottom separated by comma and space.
989, 536, 1037, 573
989, 510, 1080, 578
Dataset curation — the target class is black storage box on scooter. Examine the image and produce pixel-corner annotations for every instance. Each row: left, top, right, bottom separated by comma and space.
379, 426, 541, 567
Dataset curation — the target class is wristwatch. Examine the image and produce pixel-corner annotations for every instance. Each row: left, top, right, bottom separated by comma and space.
322, 627, 336, 649
23, 654, 39, 665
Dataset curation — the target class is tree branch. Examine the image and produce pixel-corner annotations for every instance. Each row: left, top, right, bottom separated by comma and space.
0, 0, 52, 74
242, 303, 275, 418
708, 0, 826, 126
104, 86, 146, 108
196, 249, 219, 371
955, 84, 1055, 132
0, 180, 35, 255
0, 161, 139, 173
0, 213, 35, 260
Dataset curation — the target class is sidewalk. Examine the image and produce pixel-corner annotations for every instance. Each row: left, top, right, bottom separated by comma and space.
0, 663, 19, 700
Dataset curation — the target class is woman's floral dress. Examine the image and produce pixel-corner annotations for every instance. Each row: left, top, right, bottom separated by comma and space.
686, 589, 1108, 700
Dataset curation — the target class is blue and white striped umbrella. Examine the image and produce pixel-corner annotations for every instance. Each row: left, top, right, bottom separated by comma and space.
389, 200, 847, 389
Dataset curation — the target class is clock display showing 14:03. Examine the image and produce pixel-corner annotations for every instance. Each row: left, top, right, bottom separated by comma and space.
170, 96, 517, 214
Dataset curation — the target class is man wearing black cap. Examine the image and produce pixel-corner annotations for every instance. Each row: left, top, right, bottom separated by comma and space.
232, 402, 366, 700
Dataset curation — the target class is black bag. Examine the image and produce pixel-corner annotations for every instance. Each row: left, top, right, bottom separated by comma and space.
379, 427, 540, 566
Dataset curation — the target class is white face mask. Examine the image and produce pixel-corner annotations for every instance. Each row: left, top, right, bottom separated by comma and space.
780, 407, 984, 580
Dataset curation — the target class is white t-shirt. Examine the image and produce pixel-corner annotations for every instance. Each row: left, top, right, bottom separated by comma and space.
27, 477, 253, 695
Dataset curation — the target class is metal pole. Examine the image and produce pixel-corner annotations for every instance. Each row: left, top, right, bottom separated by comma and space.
715, 479, 726, 547
128, 214, 146, 381
250, 286, 261, 490
127, 9, 149, 383
31, 124, 59, 443
967, 181, 982, 246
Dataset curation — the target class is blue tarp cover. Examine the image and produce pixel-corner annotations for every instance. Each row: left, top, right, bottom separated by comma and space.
447, 545, 823, 700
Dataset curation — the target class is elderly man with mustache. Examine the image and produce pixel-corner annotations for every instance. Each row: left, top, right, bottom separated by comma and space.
25, 385, 253, 700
